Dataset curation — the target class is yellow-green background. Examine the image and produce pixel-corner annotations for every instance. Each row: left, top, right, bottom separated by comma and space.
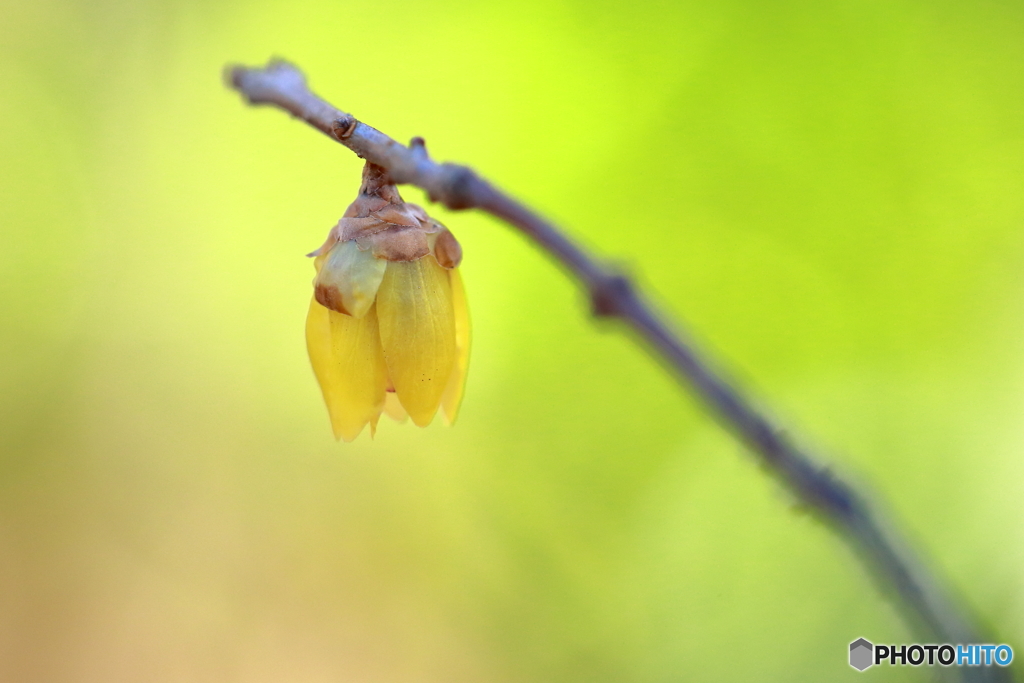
2, 0, 1022, 680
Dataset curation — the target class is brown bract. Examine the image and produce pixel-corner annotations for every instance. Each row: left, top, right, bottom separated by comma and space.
309, 163, 463, 266
314, 282, 350, 315
433, 229, 463, 269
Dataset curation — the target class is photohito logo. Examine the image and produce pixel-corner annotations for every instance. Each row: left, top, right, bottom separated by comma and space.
849, 638, 1013, 671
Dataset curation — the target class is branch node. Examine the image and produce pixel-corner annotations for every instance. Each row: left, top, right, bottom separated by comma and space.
590, 272, 633, 317
332, 116, 358, 140
436, 164, 480, 210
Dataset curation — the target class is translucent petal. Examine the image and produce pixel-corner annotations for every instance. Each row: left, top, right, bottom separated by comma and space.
376, 257, 456, 427
305, 297, 388, 441
383, 392, 409, 423
313, 239, 387, 318
441, 268, 470, 424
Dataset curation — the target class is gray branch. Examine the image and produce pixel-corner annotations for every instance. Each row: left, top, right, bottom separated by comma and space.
227, 59, 1011, 682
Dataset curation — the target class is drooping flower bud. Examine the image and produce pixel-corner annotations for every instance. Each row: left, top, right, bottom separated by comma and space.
305, 162, 469, 441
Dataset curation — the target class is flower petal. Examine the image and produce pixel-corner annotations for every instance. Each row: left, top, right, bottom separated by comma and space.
314, 239, 387, 318
376, 257, 456, 427
383, 392, 409, 422
305, 297, 388, 441
441, 268, 470, 425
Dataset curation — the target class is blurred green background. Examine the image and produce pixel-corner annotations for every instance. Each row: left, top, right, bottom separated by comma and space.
2, 0, 1023, 680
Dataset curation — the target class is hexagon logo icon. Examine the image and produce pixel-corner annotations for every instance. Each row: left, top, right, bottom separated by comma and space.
850, 638, 874, 671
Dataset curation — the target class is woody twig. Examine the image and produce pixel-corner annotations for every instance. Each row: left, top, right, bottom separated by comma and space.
227, 59, 1010, 682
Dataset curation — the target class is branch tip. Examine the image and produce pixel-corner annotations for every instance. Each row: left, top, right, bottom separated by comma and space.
224, 64, 242, 90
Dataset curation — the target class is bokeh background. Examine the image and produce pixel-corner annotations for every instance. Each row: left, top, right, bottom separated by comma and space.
2, 0, 1023, 680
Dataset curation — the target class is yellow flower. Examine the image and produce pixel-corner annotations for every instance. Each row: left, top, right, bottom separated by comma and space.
305, 163, 469, 441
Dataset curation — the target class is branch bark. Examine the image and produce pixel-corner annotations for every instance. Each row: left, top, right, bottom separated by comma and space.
227, 59, 1011, 682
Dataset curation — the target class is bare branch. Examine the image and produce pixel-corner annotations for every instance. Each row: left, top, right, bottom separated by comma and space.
227, 59, 1011, 682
